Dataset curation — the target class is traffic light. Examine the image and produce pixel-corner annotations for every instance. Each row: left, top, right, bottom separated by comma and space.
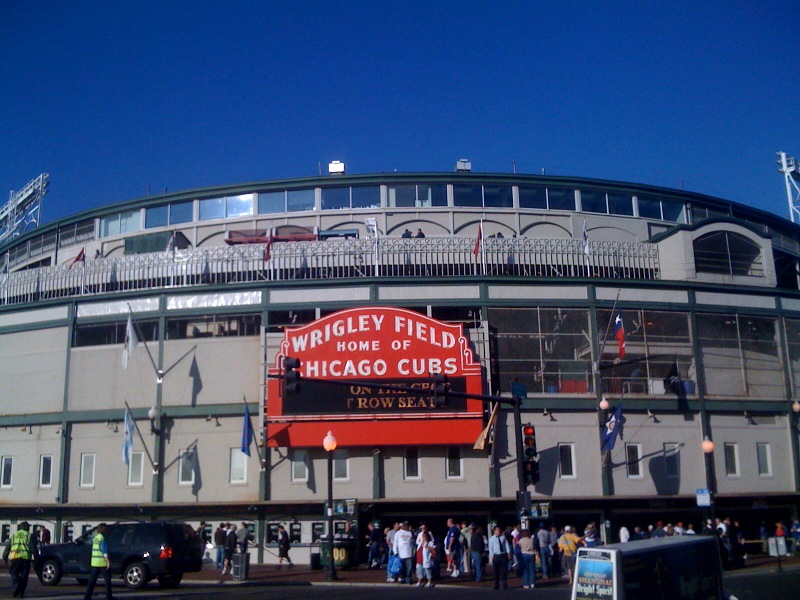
432, 373, 450, 407
283, 356, 302, 395
522, 424, 537, 458
521, 424, 540, 485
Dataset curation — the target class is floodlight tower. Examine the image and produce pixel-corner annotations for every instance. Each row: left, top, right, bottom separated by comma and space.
777, 152, 800, 223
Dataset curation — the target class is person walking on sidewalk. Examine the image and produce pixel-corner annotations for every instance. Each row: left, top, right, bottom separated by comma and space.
489, 525, 512, 590
470, 525, 486, 582
83, 523, 114, 600
518, 529, 539, 589
277, 525, 293, 567
222, 523, 237, 575
3, 521, 32, 599
213, 523, 226, 570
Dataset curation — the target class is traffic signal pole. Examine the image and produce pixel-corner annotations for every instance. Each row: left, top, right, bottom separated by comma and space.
512, 395, 525, 493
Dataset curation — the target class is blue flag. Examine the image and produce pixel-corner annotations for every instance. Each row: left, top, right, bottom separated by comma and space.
601, 404, 623, 452
241, 403, 254, 457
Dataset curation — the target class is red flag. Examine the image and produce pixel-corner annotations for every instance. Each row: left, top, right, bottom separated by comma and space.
263, 240, 272, 262
69, 248, 86, 269
614, 312, 625, 359
473, 223, 483, 256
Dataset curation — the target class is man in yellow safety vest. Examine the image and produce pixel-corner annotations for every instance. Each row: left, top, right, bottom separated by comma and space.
2, 520, 32, 598
82, 523, 114, 600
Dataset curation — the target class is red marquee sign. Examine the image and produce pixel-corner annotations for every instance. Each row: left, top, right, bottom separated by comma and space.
266, 307, 485, 448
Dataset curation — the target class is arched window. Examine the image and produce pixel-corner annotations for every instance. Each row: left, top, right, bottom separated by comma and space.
693, 231, 763, 276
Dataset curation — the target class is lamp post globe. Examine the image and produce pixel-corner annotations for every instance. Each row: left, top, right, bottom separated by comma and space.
701, 437, 715, 454
323, 431, 338, 581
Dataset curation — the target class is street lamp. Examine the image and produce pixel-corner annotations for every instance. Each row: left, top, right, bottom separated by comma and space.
323, 431, 338, 581
701, 436, 715, 454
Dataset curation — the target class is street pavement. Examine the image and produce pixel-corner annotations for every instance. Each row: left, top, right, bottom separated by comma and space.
1, 552, 798, 598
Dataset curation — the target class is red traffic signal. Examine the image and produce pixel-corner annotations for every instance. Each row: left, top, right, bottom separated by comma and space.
283, 356, 302, 395
522, 424, 537, 458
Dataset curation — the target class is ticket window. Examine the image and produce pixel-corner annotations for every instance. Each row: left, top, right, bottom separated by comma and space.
290, 522, 301, 544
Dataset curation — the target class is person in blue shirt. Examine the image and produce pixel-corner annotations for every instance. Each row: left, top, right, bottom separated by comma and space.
488, 525, 512, 590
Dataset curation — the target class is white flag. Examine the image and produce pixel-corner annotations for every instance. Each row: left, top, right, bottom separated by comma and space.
122, 407, 135, 465
122, 315, 139, 369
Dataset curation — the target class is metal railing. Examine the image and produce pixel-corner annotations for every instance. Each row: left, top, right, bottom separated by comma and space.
0, 237, 660, 306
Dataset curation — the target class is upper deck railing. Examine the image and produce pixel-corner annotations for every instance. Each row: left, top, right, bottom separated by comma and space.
0, 236, 660, 307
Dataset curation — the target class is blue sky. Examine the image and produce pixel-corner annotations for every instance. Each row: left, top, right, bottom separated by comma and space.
2, 1, 799, 224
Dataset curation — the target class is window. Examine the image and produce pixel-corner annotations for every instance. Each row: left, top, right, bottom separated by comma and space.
287, 189, 316, 212
178, 449, 196, 485
664, 443, 680, 478
74, 319, 159, 347
128, 452, 144, 486
0, 456, 12, 488
558, 443, 575, 478
482, 185, 513, 208
580, 190, 607, 214
291, 449, 308, 482
225, 194, 254, 218
637, 195, 687, 223
100, 210, 141, 238
697, 313, 782, 398
198, 197, 225, 221
39, 455, 53, 488
547, 188, 576, 211
351, 186, 380, 209
321, 186, 351, 210
625, 444, 642, 478
259, 191, 286, 214
446, 447, 462, 479
230, 448, 247, 484
724, 443, 740, 477
756, 443, 772, 476
387, 184, 446, 207
488, 307, 592, 394
694, 231, 763, 276
518, 186, 548, 209
165, 313, 261, 339
404, 447, 420, 479
145, 205, 168, 228
453, 184, 483, 207
80, 453, 95, 487
170, 200, 193, 224
333, 449, 349, 481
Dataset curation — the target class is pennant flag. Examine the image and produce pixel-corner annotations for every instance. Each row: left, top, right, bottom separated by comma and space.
165, 231, 175, 256
241, 403, 255, 457
601, 404, 623, 452
473, 222, 483, 257
473, 401, 500, 450
122, 406, 135, 465
614, 311, 626, 359
69, 247, 86, 269
583, 220, 590, 256
122, 314, 139, 369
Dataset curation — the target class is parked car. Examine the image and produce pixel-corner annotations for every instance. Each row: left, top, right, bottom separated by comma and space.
35, 520, 203, 589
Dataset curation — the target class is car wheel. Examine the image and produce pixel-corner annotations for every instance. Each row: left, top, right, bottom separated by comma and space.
123, 561, 149, 589
38, 558, 63, 586
157, 572, 183, 588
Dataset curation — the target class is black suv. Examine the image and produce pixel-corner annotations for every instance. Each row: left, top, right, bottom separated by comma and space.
35, 521, 203, 589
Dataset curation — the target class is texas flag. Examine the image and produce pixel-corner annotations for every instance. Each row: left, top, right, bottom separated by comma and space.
614, 311, 625, 359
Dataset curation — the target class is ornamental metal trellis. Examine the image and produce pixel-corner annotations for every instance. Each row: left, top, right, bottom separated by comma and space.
0, 237, 660, 306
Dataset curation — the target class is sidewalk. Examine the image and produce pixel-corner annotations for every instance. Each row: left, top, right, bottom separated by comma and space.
184, 553, 800, 587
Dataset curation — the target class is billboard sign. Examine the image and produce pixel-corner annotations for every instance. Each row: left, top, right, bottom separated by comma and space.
266, 307, 485, 447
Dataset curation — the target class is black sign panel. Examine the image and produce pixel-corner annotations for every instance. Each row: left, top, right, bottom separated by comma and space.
282, 377, 467, 415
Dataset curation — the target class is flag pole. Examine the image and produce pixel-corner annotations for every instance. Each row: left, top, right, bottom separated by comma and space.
124, 399, 159, 473
126, 303, 162, 380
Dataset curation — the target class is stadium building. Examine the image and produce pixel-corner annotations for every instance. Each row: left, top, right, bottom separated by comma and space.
1, 162, 799, 560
